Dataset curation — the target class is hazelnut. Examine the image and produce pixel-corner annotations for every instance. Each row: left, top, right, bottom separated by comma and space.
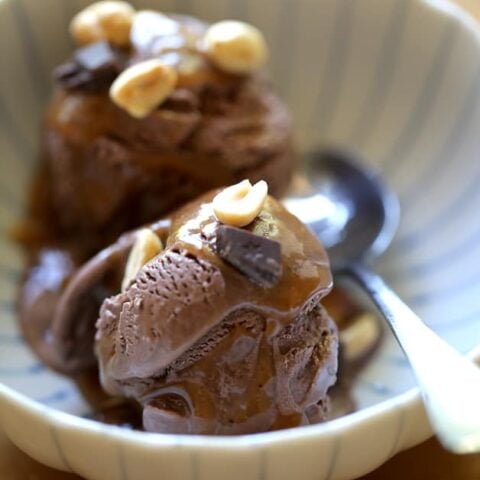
204, 20, 268, 74
122, 229, 163, 292
213, 179, 268, 227
70, 1, 135, 47
339, 313, 381, 362
110, 59, 178, 118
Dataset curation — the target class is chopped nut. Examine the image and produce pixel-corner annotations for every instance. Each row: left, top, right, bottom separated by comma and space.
204, 20, 268, 74
213, 179, 268, 227
122, 228, 163, 292
110, 59, 178, 118
339, 313, 381, 362
70, 1, 135, 47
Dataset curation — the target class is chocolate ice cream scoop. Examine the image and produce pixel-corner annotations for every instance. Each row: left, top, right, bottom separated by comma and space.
38, 8, 293, 250
92, 190, 337, 434
22, 187, 337, 434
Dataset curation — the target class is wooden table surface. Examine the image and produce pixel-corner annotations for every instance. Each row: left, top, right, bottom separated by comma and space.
2, 0, 480, 479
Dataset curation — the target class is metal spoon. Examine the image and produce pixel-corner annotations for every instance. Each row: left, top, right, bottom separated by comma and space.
284, 149, 480, 454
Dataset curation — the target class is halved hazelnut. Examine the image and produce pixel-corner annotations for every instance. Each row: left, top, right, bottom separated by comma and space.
340, 313, 381, 362
110, 59, 178, 118
122, 228, 163, 292
213, 179, 268, 227
70, 1, 135, 47
204, 20, 268, 74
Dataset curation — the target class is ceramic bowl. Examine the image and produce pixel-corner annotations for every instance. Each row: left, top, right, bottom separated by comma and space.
1, 0, 480, 479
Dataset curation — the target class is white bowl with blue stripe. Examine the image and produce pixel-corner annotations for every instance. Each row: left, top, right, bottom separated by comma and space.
1, 0, 480, 479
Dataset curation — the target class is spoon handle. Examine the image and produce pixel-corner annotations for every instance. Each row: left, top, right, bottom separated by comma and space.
347, 262, 480, 454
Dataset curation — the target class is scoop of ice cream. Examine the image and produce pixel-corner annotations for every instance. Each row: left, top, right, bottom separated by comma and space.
95, 191, 337, 434
40, 11, 293, 248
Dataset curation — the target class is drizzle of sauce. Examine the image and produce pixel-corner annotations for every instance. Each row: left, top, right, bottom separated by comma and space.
171, 192, 333, 317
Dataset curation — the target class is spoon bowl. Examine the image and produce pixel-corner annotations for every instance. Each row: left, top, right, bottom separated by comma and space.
285, 150, 400, 268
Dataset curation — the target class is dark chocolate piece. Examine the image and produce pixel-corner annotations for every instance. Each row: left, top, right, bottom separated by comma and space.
215, 225, 282, 287
54, 41, 124, 92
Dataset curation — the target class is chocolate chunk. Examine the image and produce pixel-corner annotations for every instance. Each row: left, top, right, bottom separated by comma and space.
215, 225, 282, 288
54, 41, 124, 92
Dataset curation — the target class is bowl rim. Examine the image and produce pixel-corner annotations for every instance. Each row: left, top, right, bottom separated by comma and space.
1, 0, 480, 452
1, 346, 479, 450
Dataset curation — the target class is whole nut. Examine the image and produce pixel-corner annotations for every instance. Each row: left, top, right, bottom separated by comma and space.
122, 228, 163, 292
213, 179, 268, 227
110, 59, 178, 118
204, 20, 268, 74
339, 313, 381, 362
70, 1, 135, 47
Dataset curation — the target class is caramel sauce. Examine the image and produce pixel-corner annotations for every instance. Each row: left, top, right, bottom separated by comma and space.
170, 192, 332, 319
45, 90, 237, 185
